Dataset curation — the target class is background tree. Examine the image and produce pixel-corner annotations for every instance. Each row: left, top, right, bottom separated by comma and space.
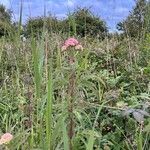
62, 7, 108, 38
117, 0, 149, 38
25, 15, 60, 37
25, 7, 108, 38
0, 4, 12, 37
25, 17, 45, 37
145, 1, 150, 34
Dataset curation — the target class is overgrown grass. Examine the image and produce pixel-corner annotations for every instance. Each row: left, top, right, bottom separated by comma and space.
0, 7, 150, 150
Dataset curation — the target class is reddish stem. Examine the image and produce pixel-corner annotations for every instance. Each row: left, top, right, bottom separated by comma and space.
68, 66, 76, 150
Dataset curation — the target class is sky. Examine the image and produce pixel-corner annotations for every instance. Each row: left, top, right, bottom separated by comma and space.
0, 0, 136, 32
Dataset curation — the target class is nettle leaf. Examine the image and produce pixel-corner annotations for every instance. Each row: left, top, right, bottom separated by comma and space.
133, 111, 144, 123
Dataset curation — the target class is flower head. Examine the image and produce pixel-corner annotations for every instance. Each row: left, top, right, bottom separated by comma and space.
75, 44, 83, 50
0, 133, 13, 145
64, 38, 79, 47
61, 45, 68, 52
61, 37, 83, 52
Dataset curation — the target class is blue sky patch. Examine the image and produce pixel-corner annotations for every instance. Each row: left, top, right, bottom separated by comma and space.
0, 0, 135, 32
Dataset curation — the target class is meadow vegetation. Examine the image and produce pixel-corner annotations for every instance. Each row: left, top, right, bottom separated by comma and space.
0, 0, 150, 149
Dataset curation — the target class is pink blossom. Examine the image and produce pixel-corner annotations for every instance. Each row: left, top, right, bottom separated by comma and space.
61, 37, 83, 52
61, 45, 68, 52
64, 38, 79, 46
65, 41, 76, 47
0, 133, 13, 145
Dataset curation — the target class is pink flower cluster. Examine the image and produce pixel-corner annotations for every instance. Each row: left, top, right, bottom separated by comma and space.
0, 133, 13, 145
61, 38, 83, 51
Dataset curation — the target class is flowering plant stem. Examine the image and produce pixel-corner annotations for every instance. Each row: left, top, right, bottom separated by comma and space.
61, 37, 82, 150
68, 57, 76, 150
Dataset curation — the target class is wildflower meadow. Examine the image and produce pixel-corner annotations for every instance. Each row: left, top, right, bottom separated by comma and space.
0, 0, 150, 150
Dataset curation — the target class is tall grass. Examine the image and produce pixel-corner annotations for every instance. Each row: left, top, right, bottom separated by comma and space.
46, 35, 53, 149
0, 2, 150, 150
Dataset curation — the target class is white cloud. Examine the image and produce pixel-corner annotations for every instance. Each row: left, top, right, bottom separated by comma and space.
0, 0, 10, 8
47, 1, 60, 8
67, 0, 74, 7
115, 7, 129, 13
65, 0, 75, 8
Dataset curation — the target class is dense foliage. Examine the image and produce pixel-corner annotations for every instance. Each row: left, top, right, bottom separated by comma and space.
25, 15, 60, 37
117, 0, 149, 38
25, 8, 107, 38
0, 1, 150, 150
0, 5, 12, 37
62, 8, 108, 38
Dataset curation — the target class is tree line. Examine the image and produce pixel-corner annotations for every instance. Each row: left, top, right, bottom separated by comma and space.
0, 0, 149, 38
